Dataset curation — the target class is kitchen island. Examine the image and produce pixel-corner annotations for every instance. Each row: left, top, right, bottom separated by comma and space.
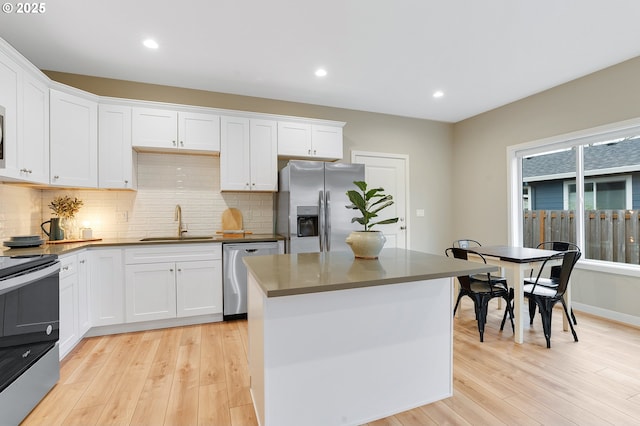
243, 248, 497, 426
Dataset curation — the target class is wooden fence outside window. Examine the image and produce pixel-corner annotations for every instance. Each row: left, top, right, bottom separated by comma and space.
523, 209, 640, 264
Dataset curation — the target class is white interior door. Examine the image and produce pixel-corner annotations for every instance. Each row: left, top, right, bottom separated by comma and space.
351, 151, 409, 249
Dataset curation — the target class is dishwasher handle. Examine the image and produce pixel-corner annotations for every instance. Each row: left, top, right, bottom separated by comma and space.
245, 249, 258, 253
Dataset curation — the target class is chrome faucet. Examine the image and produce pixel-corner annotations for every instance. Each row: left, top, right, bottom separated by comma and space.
175, 204, 186, 238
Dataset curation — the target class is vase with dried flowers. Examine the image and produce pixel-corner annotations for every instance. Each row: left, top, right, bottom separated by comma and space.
47, 196, 83, 240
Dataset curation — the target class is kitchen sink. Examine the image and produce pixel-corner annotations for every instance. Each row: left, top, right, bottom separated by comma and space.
139, 236, 215, 242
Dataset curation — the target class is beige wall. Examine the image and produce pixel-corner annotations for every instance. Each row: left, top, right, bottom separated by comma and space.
45, 71, 453, 254
452, 56, 640, 322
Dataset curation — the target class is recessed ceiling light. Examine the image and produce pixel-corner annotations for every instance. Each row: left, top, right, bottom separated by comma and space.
143, 39, 159, 49
315, 68, 327, 77
433, 90, 444, 98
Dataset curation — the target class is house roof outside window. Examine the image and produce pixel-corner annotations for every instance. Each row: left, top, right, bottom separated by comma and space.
523, 136, 640, 181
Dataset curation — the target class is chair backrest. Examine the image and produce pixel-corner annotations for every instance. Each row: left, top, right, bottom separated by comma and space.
536, 241, 581, 279
446, 247, 497, 294
530, 250, 581, 296
445, 247, 472, 290
555, 250, 581, 296
453, 239, 481, 249
536, 241, 579, 252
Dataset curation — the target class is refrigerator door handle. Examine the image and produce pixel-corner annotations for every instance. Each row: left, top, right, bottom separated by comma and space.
319, 190, 325, 252
325, 190, 331, 251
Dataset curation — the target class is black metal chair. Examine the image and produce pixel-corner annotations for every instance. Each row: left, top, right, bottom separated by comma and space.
524, 250, 581, 348
445, 247, 514, 342
532, 241, 580, 325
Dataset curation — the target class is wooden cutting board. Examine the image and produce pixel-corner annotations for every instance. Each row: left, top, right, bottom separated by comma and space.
221, 208, 243, 231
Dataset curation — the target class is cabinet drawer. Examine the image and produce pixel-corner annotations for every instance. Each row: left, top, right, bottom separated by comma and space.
125, 243, 221, 264
59, 254, 78, 279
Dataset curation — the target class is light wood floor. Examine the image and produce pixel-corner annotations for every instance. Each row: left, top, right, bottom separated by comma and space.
22, 299, 640, 425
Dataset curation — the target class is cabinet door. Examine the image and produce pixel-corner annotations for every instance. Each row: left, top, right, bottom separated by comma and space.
0, 50, 21, 178
311, 125, 343, 160
277, 121, 312, 157
178, 111, 220, 153
176, 260, 222, 317
99, 104, 134, 189
132, 107, 177, 149
59, 254, 79, 359
50, 89, 98, 187
90, 249, 125, 327
250, 119, 278, 191
125, 262, 177, 322
59, 273, 78, 359
77, 251, 91, 336
20, 74, 49, 183
220, 116, 251, 191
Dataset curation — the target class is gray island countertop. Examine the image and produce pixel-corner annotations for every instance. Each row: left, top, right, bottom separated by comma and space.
243, 248, 497, 297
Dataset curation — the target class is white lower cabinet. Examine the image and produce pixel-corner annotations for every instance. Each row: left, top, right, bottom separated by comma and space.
176, 259, 221, 317
126, 262, 177, 322
89, 248, 125, 327
58, 253, 79, 359
124, 244, 222, 323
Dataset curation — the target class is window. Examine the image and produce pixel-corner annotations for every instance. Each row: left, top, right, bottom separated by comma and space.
565, 176, 631, 210
509, 121, 640, 267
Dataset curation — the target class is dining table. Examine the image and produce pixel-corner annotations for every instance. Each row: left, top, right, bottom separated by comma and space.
465, 245, 566, 344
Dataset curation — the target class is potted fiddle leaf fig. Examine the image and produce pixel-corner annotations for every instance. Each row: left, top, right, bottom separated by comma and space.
345, 181, 398, 258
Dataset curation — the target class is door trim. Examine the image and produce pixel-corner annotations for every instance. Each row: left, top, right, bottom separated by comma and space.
351, 150, 410, 249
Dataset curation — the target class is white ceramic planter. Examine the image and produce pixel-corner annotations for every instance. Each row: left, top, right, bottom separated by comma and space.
345, 231, 386, 259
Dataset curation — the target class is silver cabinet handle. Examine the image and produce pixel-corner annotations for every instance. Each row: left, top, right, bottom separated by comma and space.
53, 175, 59, 179
180, 141, 184, 147
172, 140, 177, 146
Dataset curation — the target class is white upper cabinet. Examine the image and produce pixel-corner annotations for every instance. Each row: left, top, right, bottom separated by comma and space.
179, 111, 221, 152
220, 116, 277, 192
98, 104, 135, 189
20, 74, 50, 183
50, 88, 98, 187
132, 107, 220, 154
0, 49, 50, 184
277, 121, 344, 160
0, 49, 22, 180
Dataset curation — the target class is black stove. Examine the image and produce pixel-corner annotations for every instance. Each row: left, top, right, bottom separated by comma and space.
0, 253, 61, 425
0, 254, 58, 280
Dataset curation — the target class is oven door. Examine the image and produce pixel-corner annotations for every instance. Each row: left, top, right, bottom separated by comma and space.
0, 262, 60, 348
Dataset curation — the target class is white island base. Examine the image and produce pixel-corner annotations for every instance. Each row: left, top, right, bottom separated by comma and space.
247, 273, 453, 426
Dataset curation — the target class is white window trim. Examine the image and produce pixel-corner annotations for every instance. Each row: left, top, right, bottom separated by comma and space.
507, 117, 640, 272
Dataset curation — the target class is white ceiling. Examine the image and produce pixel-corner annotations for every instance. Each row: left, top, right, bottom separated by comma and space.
1, 1, 640, 122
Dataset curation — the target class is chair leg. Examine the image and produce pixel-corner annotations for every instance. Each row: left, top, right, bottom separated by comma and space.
561, 299, 579, 342
453, 291, 464, 316
528, 297, 537, 325
475, 296, 488, 342
536, 299, 553, 348
570, 307, 577, 325
500, 290, 515, 333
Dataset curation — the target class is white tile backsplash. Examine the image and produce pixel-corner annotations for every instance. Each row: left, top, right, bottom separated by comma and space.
1, 153, 274, 242
0, 184, 42, 242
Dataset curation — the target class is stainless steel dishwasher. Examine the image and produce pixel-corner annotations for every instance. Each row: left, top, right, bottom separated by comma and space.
223, 241, 282, 320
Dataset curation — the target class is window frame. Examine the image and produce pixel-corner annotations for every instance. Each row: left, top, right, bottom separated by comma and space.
507, 117, 640, 277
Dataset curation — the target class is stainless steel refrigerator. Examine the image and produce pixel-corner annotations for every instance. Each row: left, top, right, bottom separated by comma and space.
276, 160, 365, 253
